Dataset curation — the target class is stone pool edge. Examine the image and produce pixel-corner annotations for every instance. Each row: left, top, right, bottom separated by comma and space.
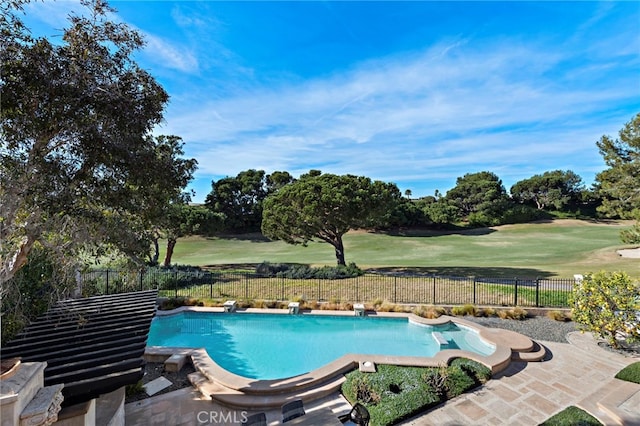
147, 307, 533, 397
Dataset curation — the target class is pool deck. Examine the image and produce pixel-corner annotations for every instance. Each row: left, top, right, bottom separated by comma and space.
126, 307, 640, 425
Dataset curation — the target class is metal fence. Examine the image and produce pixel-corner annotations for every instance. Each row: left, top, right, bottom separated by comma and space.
78, 269, 575, 308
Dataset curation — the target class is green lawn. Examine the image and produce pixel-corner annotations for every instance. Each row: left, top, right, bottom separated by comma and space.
165, 219, 639, 278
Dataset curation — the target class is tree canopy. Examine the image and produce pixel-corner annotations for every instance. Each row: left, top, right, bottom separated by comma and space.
511, 170, 584, 210
0, 0, 195, 285
261, 172, 402, 265
595, 113, 640, 219
205, 169, 294, 232
445, 171, 510, 225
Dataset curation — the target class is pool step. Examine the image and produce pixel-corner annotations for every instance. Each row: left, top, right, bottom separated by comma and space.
511, 340, 546, 362
188, 371, 346, 410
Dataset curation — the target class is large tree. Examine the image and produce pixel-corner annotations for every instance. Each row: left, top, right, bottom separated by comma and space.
595, 113, 640, 219
445, 171, 510, 224
205, 169, 294, 232
510, 170, 584, 211
0, 0, 195, 286
261, 172, 402, 265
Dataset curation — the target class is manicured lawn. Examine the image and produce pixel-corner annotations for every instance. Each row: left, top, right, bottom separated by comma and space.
165, 219, 639, 278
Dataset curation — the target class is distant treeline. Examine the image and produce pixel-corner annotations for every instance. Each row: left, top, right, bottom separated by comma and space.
201, 168, 599, 234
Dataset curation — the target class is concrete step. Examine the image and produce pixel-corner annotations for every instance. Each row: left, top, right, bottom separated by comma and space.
188, 370, 346, 410
511, 340, 546, 362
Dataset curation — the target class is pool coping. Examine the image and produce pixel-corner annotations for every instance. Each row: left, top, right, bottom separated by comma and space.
147, 307, 533, 398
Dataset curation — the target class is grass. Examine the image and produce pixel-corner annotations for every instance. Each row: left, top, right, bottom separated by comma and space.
163, 220, 639, 278
615, 362, 640, 384
539, 406, 602, 425
341, 360, 491, 426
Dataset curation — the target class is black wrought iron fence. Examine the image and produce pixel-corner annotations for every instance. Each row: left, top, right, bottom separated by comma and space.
78, 269, 575, 308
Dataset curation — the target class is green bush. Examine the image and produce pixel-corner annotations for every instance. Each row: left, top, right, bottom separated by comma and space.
255, 261, 291, 276
451, 304, 477, 316
342, 360, 489, 426
615, 362, 640, 384
264, 262, 364, 280
569, 271, 640, 348
500, 205, 549, 224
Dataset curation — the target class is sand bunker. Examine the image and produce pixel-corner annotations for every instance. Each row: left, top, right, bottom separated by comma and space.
617, 248, 640, 258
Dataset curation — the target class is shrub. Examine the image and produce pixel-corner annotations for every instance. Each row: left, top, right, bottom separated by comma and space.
423, 364, 449, 398
255, 261, 290, 276
500, 205, 548, 224
497, 307, 528, 320
344, 376, 381, 405
125, 380, 145, 397
569, 271, 640, 348
451, 304, 477, 316
547, 310, 572, 322
478, 307, 497, 317
159, 297, 204, 310
615, 362, 640, 384
415, 305, 446, 319
261, 262, 364, 280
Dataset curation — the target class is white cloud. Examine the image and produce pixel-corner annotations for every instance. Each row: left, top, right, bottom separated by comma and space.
142, 33, 199, 73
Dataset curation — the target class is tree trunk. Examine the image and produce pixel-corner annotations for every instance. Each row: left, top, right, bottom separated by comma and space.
163, 238, 177, 267
333, 237, 346, 266
151, 237, 160, 266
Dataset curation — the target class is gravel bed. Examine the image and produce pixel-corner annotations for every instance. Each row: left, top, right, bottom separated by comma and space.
465, 316, 578, 343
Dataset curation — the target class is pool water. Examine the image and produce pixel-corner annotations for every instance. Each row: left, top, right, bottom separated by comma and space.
147, 312, 495, 380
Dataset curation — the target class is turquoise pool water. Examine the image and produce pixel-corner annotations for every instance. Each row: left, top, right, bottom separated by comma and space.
147, 312, 495, 380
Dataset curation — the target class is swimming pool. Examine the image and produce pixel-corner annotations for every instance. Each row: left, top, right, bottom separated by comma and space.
147, 312, 495, 380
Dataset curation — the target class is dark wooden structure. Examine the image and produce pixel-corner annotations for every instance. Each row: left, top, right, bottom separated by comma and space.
1, 290, 157, 407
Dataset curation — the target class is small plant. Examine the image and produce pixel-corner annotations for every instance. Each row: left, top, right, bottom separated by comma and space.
415, 305, 446, 319
252, 299, 268, 309
497, 307, 528, 320
546, 310, 572, 322
349, 376, 381, 405
423, 363, 449, 397
451, 304, 477, 316
125, 380, 145, 397
378, 301, 397, 312
478, 307, 497, 317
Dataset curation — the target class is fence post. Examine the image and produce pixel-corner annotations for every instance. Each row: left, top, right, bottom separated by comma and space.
432, 276, 436, 304
535, 278, 540, 307
245, 274, 249, 300
473, 277, 477, 304
139, 270, 143, 291
514, 277, 518, 306
393, 276, 397, 303
175, 270, 178, 298
106, 270, 109, 295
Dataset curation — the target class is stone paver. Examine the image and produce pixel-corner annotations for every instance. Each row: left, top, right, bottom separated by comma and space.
401, 332, 638, 425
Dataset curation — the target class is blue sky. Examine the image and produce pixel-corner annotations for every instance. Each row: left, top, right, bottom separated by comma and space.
23, 1, 640, 202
